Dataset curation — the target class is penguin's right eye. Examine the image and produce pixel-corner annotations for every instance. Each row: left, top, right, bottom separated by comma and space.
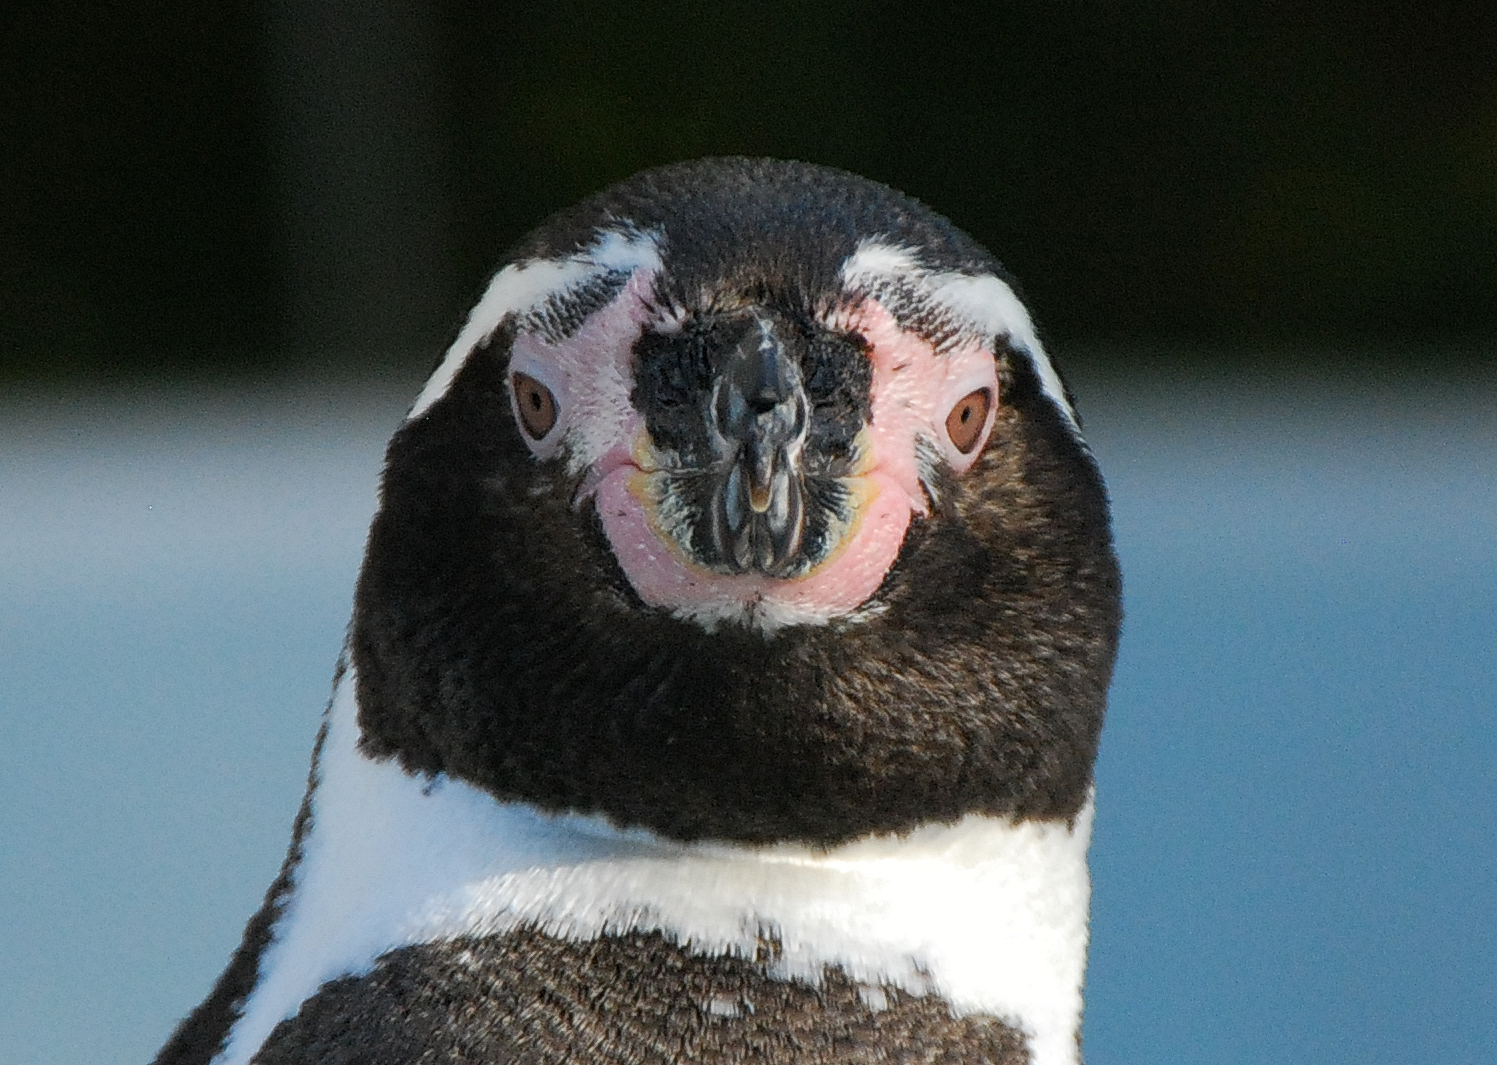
945, 387, 993, 455
512, 373, 558, 440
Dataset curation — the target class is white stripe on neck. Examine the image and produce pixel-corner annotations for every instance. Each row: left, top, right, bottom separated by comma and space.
217, 671, 1094, 1065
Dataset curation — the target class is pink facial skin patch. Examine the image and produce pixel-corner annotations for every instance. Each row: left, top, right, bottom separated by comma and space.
507, 269, 661, 476
845, 299, 1001, 486
593, 462, 916, 631
570, 297, 1000, 633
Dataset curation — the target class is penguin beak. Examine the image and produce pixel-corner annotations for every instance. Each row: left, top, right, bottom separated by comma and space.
706, 315, 810, 576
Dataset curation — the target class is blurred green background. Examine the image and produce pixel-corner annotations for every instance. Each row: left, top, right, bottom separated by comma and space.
5, 0, 1495, 382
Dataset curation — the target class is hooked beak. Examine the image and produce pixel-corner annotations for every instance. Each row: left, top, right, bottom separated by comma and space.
708, 315, 810, 576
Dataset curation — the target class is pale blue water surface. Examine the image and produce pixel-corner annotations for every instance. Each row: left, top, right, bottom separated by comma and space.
1, 363, 1492, 1064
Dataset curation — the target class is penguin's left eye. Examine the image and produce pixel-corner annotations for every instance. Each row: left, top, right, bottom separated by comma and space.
945, 388, 993, 454
512, 373, 558, 440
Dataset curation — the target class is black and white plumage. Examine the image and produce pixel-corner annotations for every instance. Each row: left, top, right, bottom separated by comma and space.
155, 158, 1121, 1065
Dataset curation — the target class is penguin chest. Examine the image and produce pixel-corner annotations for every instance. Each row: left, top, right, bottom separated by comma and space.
251, 928, 1032, 1064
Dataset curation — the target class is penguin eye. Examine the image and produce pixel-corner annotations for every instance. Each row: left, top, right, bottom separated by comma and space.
945, 388, 993, 454
512, 373, 558, 440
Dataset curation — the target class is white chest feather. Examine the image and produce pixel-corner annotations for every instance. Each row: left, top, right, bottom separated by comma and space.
217, 673, 1094, 1065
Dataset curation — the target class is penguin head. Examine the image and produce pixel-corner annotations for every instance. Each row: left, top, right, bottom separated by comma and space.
352, 158, 1121, 845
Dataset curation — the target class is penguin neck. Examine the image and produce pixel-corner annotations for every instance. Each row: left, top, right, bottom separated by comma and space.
217, 669, 1095, 1065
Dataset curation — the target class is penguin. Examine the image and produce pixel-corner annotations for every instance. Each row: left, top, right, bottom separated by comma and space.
153, 157, 1122, 1065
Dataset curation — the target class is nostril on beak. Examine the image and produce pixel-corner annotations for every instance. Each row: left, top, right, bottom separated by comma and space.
747, 392, 780, 415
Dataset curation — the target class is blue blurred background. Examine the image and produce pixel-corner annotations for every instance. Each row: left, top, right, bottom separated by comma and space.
2, 2, 1494, 1063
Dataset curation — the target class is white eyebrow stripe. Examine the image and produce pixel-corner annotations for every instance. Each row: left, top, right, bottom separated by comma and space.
406, 229, 663, 422
840, 240, 1079, 431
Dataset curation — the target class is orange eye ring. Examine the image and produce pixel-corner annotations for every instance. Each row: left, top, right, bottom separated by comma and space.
945, 387, 993, 455
512, 372, 558, 440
